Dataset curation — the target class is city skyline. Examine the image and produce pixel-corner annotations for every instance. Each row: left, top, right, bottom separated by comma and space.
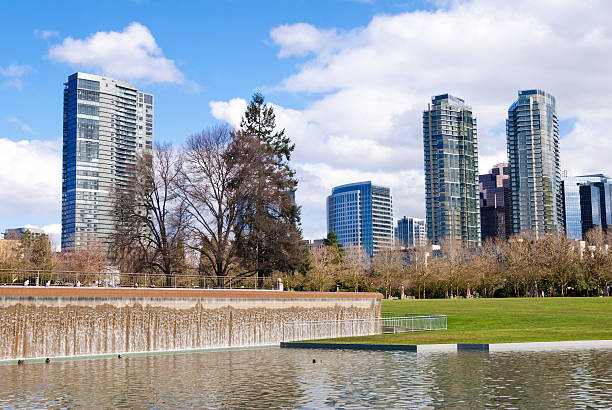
1, 1, 612, 241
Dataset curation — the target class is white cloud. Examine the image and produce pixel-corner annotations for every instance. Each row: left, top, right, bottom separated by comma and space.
270, 23, 345, 58
0, 138, 61, 219
0, 63, 33, 88
0, 64, 32, 77
3, 79, 23, 89
42, 223, 62, 235
48, 22, 186, 84
34, 29, 59, 40
209, 98, 247, 129
213, 0, 612, 239
8, 117, 34, 134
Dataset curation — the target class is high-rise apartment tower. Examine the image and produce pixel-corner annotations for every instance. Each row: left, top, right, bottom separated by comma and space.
62, 72, 154, 250
326, 181, 394, 257
423, 94, 480, 247
507, 90, 562, 237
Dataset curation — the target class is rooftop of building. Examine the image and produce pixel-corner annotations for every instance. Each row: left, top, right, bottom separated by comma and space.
5, 227, 44, 234
330, 181, 391, 195
432, 93, 465, 104
510, 89, 556, 110
563, 174, 610, 182
67, 72, 138, 90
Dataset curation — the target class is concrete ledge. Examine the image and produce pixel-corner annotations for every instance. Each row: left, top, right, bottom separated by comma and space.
280, 342, 417, 351
415, 343, 458, 352
457, 343, 490, 351
281, 340, 612, 353
489, 340, 612, 352
0, 286, 382, 300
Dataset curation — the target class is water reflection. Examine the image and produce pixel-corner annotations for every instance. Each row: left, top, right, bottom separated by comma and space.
1, 347, 610, 408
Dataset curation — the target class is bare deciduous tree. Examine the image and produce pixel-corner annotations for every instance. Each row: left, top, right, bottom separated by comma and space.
306, 246, 339, 291
436, 239, 467, 298
178, 125, 248, 285
372, 247, 404, 298
114, 144, 188, 286
538, 233, 578, 296
472, 239, 507, 297
342, 245, 369, 292
406, 246, 433, 299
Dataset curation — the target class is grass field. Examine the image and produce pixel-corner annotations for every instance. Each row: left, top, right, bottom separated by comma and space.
315, 297, 612, 345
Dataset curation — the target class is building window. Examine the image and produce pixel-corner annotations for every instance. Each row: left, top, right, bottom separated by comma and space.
77, 89, 99, 102
77, 141, 99, 162
77, 118, 99, 139
78, 79, 100, 91
78, 103, 99, 116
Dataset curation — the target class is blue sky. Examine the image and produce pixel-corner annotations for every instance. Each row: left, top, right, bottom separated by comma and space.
1, 0, 611, 242
0, 0, 430, 144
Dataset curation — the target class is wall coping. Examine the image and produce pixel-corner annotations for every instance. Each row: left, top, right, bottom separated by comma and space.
0, 286, 383, 300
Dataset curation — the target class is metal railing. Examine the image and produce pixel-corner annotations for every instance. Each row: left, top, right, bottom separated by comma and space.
282, 315, 447, 342
0, 269, 278, 290
380, 315, 447, 334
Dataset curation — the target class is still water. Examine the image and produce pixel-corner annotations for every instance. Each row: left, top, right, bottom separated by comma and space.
1, 347, 610, 408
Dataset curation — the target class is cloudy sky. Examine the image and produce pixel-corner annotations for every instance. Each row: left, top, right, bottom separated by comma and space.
1, 0, 611, 240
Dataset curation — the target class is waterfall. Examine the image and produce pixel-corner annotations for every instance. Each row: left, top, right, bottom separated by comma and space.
0, 296, 380, 360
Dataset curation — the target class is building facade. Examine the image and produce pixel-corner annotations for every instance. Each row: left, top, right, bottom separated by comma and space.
563, 174, 612, 240
479, 163, 511, 241
507, 89, 562, 237
4, 227, 45, 240
303, 239, 325, 252
395, 217, 427, 247
62, 72, 153, 250
326, 181, 394, 257
423, 94, 480, 247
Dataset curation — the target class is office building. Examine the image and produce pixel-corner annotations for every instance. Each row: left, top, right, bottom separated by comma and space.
507, 89, 562, 237
326, 181, 394, 257
395, 217, 426, 247
4, 227, 45, 240
62, 72, 153, 250
562, 174, 612, 240
423, 94, 480, 247
479, 163, 511, 241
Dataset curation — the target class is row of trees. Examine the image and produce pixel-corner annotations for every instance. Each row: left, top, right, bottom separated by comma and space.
0, 231, 107, 273
291, 230, 612, 297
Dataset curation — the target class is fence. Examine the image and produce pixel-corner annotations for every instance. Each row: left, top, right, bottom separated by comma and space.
0, 269, 278, 290
282, 315, 447, 342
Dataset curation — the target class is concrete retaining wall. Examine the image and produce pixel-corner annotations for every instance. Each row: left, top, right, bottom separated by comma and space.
0, 287, 381, 360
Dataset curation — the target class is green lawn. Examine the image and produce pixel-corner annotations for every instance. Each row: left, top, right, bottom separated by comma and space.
314, 298, 612, 345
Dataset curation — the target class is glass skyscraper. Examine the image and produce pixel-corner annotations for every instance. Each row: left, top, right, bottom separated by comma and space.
62, 72, 154, 250
562, 174, 612, 240
395, 216, 426, 248
326, 181, 394, 257
507, 89, 562, 237
423, 94, 480, 247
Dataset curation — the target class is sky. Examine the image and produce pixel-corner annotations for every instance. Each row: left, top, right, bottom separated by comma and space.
1, 0, 611, 242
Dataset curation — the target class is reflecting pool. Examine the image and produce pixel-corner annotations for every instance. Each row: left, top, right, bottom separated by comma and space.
1, 347, 611, 408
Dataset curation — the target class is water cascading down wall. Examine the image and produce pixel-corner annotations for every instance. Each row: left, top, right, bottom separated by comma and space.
0, 287, 381, 360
